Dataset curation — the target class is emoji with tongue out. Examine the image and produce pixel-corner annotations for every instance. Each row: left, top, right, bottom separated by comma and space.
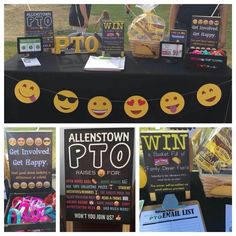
197, 83, 222, 107
87, 96, 112, 119
124, 95, 149, 118
160, 92, 185, 115
14, 80, 40, 104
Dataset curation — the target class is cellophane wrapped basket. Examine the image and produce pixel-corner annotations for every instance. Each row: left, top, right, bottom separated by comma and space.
193, 128, 232, 198
128, 5, 165, 59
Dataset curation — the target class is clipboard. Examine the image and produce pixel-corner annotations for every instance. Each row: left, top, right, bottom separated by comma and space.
140, 194, 206, 232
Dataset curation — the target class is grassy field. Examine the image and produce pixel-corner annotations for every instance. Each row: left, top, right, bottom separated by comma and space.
4, 4, 232, 65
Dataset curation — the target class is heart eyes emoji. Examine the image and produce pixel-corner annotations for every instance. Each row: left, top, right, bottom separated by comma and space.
127, 99, 146, 106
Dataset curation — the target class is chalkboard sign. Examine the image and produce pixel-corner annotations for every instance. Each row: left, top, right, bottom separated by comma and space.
140, 131, 190, 193
170, 29, 187, 45
64, 128, 134, 223
190, 15, 220, 50
25, 11, 54, 48
102, 21, 124, 55
6, 131, 53, 193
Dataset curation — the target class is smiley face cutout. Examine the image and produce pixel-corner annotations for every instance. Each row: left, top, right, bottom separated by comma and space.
88, 96, 112, 119
14, 80, 40, 104
54, 90, 79, 113
197, 83, 222, 107
124, 95, 149, 118
160, 92, 185, 115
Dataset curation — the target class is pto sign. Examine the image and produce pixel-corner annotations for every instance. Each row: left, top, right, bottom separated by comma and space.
54, 36, 100, 54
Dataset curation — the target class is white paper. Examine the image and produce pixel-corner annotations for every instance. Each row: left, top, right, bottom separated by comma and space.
225, 204, 232, 232
21, 57, 41, 67
140, 204, 205, 232
84, 56, 125, 71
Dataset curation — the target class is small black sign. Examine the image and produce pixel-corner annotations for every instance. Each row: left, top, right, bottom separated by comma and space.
17, 37, 43, 54
64, 128, 134, 223
190, 15, 220, 49
6, 131, 53, 192
25, 11, 54, 48
170, 29, 187, 45
160, 42, 184, 59
102, 21, 124, 54
140, 131, 190, 193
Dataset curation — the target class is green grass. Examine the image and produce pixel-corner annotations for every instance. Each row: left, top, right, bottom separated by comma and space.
4, 4, 232, 66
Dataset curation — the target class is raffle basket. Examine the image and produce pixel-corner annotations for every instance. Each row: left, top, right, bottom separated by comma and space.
128, 5, 165, 59
129, 40, 160, 59
199, 169, 232, 198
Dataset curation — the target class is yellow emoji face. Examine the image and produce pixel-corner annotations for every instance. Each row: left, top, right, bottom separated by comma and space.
26, 137, 34, 146
35, 137, 42, 146
124, 95, 149, 118
197, 83, 222, 107
17, 137, 25, 146
87, 96, 112, 119
160, 92, 185, 115
43, 137, 51, 146
14, 80, 40, 103
9, 138, 17, 146
54, 90, 79, 113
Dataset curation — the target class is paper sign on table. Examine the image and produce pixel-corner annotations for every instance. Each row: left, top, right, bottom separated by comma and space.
84, 56, 125, 71
140, 202, 205, 232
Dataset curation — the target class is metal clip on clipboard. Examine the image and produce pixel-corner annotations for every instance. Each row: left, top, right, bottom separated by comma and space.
155, 194, 185, 213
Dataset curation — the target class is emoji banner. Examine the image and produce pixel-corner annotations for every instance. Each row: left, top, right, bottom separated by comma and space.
190, 15, 220, 49
64, 128, 134, 223
6, 131, 53, 193
140, 130, 190, 193
10, 73, 226, 119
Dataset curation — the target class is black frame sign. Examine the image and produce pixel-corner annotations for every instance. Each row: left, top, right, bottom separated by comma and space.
17, 37, 43, 54
169, 29, 187, 45
64, 128, 134, 223
140, 131, 190, 193
25, 11, 54, 48
190, 15, 220, 50
6, 131, 53, 193
102, 21, 124, 54
160, 42, 184, 59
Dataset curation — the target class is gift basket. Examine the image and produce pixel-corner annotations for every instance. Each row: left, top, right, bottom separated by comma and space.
192, 128, 232, 198
128, 4, 165, 59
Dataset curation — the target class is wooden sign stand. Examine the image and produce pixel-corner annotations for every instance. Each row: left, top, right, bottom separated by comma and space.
101, 50, 124, 57
122, 224, 130, 232
149, 190, 191, 202
66, 221, 73, 232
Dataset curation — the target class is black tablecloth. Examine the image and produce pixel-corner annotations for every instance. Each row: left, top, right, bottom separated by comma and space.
5, 52, 232, 123
140, 172, 231, 232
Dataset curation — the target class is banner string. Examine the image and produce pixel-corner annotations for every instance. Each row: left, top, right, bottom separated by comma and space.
5, 73, 232, 103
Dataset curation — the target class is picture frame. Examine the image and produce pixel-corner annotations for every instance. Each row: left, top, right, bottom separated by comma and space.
160, 42, 185, 59
17, 37, 43, 54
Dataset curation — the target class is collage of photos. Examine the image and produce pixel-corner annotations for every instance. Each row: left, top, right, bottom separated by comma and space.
3, 2, 233, 234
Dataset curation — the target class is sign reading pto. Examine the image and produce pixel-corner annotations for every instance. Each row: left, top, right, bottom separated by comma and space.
64, 128, 134, 223
25, 11, 54, 48
141, 131, 190, 194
